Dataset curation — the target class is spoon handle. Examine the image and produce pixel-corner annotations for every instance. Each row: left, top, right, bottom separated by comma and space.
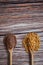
31, 53, 33, 65
9, 49, 12, 65
30, 50, 34, 65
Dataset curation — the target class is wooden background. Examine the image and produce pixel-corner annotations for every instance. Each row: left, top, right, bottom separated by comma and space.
0, 0, 43, 65
0, 0, 43, 3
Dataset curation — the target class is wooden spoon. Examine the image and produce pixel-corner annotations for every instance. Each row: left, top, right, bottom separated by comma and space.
23, 32, 40, 65
4, 33, 17, 65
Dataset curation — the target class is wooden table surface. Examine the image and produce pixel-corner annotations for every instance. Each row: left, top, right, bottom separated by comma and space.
0, 1, 43, 65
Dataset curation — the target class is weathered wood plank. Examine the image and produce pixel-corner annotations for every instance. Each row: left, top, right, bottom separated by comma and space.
0, 3, 43, 25
0, 32, 43, 65
0, 3, 43, 35
0, 0, 43, 3
0, 3, 43, 65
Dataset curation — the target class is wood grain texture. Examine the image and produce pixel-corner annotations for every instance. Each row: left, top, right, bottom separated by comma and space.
0, 3, 43, 65
0, 0, 43, 3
